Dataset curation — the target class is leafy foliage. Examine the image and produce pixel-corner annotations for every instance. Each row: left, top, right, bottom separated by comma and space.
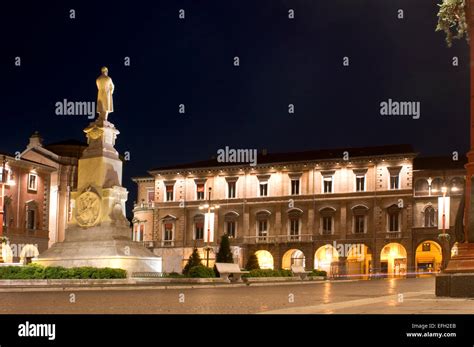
183, 248, 203, 275
0, 264, 127, 279
436, 0, 469, 47
309, 270, 327, 277
245, 253, 260, 270
188, 265, 216, 278
215, 234, 234, 263
243, 269, 292, 278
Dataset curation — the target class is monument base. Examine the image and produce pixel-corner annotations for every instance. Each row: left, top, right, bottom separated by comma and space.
35, 225, 162, 276
436, 243, 474, 297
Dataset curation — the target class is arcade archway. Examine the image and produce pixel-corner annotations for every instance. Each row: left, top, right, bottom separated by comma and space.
282, 249, 305, 270
255, 250, 274, 269
415, 241, 442, 274
314, 244, 339, 275
380, 243, 407, 277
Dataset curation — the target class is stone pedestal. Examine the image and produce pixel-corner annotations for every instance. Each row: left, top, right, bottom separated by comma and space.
436, 244, 474, 297
36, 117, 162, 275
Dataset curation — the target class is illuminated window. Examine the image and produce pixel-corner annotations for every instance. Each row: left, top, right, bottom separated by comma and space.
165, 184, 174, 201
196, 183, 205, 200
28, 173, 38, 191
147, 189, 155, 203
0, 167, 9, 184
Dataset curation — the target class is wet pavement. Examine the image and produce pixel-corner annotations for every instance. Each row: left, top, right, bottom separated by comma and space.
0, 277, 473, 314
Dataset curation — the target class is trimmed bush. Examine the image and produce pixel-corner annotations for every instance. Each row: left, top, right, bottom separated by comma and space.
188, 265, 216, 278
164, 272, 185, 278
0, 264, 126, 279
245, 254, 260, 271
183, 248, 203, 275
243, 269, 292, 278
309, 270, 327, 277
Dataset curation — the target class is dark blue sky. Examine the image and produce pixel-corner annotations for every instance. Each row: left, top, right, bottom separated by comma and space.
0, 0, 469, 208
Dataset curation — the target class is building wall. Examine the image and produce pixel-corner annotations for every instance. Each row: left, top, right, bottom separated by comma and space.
133, 154, 438, 274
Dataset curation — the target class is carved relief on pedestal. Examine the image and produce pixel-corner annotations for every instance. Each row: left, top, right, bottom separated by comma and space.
75, 187, 101, 227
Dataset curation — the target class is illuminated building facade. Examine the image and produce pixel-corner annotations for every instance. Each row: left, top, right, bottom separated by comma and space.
133, 144, 463, 276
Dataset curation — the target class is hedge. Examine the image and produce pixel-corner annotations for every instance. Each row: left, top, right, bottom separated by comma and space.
242, 269, 292, 278
0, 264, 127, 279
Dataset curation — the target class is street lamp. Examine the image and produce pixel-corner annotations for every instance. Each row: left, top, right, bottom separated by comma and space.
438, 185, 451, 270
199, 187, 220, 267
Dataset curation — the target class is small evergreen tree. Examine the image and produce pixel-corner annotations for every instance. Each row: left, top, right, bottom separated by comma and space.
183, 248, 202, 275
215, 234, 233, 263
245, 253, 260, 270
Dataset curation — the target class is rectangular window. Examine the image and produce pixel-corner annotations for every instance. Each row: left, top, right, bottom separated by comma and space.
164, 223, 173, 241
226, 221, 236, 238
27, 209, 35, 230
195, 221, 204, 240
323, 176, 333, 193
165, 185, 174, 201
291, 179, 300, 195
147, 189, 155, 203
322, 216, 332, 235
227, 181, 236, 198
138, 224, 144, 241
0, 168, 9, 184
356, 175, 365, 192
389, 212, 399, 232
258, 220, 267, 236
290, 218, 299, 240
28, 173, 38, 191
390, 175, 399, 190
354, 215, 365, 233
196, 183, 205, 200
259, 182, 268, 197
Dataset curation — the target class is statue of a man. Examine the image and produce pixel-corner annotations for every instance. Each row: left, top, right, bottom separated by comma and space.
96, 66, 114, 121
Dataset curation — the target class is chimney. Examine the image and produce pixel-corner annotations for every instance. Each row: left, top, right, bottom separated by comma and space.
28, 131, 43, 148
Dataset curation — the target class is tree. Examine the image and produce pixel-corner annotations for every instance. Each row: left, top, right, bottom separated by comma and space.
215, 234, 234, 263
245, 253, 260, 270
436, 0, 468, 47
183, 248, 202, 275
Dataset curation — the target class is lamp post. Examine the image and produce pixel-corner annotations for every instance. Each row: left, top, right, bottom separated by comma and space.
0, 155, 7, 237
199, 187, 220, 267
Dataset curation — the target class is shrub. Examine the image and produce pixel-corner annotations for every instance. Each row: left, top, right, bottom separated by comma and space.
183, 248, 203, 275
243, 269, 292, 278
309, 270, 327, 277
164, 272, 185, 278
0, 265, 126, 279
245, 254, 260, 271
188, 265, 216, 278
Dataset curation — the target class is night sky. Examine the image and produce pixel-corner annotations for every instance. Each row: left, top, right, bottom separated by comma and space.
0, 0, 469, 210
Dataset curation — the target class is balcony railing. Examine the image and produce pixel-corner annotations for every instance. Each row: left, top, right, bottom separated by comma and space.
133, 201, 155, 210
385, 231, 402, 239
243, 234, 314, 244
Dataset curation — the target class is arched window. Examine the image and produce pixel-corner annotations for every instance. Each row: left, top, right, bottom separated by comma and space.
424, 206, 436, 227
415, 179, 429, 195
224, 212, 238, 238
25, 200, 38, 231
450, 177, 464, 193
320, 207, 336, 235
352, 205, 369, 234
288, 209, 303, 241
387, 204, 401, 232
431, 178, 444, 195
256, 211, 271, 242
